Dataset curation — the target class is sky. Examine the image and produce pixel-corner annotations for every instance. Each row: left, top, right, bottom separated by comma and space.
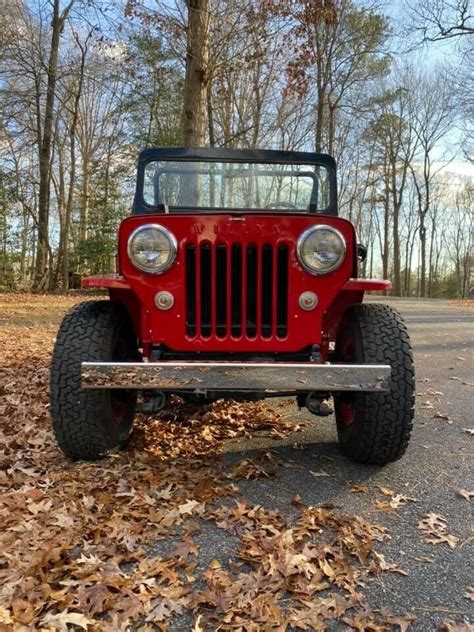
380, 0, 472, 179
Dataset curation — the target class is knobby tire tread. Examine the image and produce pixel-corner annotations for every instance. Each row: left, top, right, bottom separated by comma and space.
336, 303, 415, 465
50, 301, 136, 460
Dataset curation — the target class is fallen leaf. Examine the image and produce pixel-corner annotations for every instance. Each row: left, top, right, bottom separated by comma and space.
416, 513, 459, 549
309, 469, 331, 477
350, 485, 369, 493
433, 412, 452, 422
373, 552, 409, 576
439, 620, 474, 631
464, 587, 474, 601
231, 459, 273, 479
146, 597, 185, 623
409, 555, 435, 563
455, 489, 474, 501
178, 499, 204, 516
375, 484, 395, 496
343, 611, 416, 631
374, 491, 417, 511
27, 498, 53, 514
291, 494, 304, 507
170, 535, 198, 561
191, 615, 205, 631
0, 606, 13, 625
421, 402, 434, 409
40, 611, 95, 630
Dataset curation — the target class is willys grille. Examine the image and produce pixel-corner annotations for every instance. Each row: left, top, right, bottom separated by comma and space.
185, 242, 289, 340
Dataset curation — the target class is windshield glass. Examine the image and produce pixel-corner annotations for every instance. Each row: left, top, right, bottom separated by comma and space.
143, 160, 331, 212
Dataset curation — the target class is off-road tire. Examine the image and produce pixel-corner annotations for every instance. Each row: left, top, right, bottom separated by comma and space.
334, 303, 415, 465
50, 301, 138, 460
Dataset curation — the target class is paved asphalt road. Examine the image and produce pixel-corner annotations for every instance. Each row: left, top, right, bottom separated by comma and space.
166, 298, 473, 630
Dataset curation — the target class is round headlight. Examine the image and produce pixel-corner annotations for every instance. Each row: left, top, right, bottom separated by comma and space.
127, 224, 177, 274
297, 225, 346, 275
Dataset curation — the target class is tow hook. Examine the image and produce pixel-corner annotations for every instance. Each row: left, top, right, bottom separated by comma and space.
305, 392, 333, 417
137, 391, 166, 413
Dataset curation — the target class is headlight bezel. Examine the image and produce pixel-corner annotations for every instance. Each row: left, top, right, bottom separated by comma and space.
127, 223, 177, 275
296, 224, 346, 275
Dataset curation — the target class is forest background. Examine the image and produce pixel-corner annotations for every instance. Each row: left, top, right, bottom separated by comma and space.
0, 0, 472, 297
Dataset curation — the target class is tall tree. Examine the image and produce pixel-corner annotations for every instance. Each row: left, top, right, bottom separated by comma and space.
363, 80, 418, 295
53, 30, 91, 290
181, 0, 211, 146
273, 0, 389, 153
35, 0, 78, 289
408, 67, 455, 297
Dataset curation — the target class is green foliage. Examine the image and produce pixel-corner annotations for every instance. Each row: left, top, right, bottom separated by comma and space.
0, 174, 24, 288
339, 3, 392, 80
75, 234, 115, 275
438, 272, 463, 299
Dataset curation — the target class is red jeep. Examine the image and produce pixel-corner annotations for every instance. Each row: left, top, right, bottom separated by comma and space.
50, 148, 414, 464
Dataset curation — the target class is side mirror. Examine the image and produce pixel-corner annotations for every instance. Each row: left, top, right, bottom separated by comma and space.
357, 244, 367, 263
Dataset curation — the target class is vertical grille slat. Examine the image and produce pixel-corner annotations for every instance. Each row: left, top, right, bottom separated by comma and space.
231, 244, 242, 337
200, 243, 212, 338
277, 244, 289, 338
216, 244, 227, 338
246, 244, 258, 338
271, 245, 279, 339
261, 244, 273, 339
185, 245, 196, 337
185, 241, 289, 340
225, 243, 232, 336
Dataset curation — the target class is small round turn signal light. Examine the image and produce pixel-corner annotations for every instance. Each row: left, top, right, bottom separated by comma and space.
155, 291, 174, 310
299, 291, 318, 311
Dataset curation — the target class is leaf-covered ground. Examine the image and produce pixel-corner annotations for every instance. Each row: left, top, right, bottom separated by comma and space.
0, 294, 472, 631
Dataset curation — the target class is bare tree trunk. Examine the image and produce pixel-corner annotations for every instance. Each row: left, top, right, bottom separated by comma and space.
383, 200, 389, 280
62, 35, 87, 290
406, 226, 417, 297
53, 135, 66, 289
428, 214, 436, 298
392, 179, 402, 296
314, 94, 325, 153
79, 151, 89, 244
419, 217, 427, 297
181, 0, 210, 147
328, 102, 336, 156
207, 86, 215, 147
20, 212, 30, 282
382, 173, 390, 280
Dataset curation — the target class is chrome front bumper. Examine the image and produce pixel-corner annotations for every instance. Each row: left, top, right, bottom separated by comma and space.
81, 362, 391, 392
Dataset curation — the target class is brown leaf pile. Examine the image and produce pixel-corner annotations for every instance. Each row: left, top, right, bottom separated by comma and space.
133, 398, 300, 459
0, 295, 416, 630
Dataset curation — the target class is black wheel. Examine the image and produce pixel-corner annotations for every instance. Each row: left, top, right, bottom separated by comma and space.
50, 301, 138, 460
334, 303, 415, 465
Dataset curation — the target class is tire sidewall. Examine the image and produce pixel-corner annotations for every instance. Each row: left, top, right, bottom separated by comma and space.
334, 308, 369, 455
95, 309, 137, 447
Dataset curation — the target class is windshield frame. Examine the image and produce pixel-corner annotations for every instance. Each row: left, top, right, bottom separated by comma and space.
133, 147, 338, 216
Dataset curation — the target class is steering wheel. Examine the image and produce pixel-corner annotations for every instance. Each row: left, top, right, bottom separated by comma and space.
264, 201, 298, 209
